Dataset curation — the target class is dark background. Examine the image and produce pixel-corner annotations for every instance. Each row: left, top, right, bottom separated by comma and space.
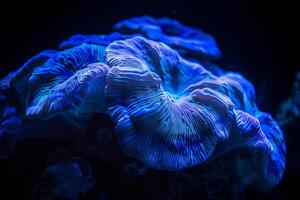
0, 0, 299, 199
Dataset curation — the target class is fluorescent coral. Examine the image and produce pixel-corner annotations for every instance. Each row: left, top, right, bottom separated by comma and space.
0, 16, 286, 194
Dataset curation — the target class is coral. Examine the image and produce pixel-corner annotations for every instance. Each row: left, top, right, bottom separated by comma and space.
0, 16, 286, 195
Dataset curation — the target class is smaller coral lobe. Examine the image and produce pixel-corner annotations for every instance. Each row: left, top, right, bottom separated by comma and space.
26, 44, 109, 119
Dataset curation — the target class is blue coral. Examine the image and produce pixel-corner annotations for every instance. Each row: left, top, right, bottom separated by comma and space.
0, 16, 286, 192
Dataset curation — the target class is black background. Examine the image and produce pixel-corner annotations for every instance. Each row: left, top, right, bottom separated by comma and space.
0, 0, 299, 199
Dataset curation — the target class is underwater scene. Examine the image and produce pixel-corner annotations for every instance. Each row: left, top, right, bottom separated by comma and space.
0, 1, 298, 199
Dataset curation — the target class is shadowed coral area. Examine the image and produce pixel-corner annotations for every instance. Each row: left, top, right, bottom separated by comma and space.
257, 112, 286, 188
23, 148, 95, 200
46, 149, 95, 199
277, 72, 300, 126
0, 93, 22, 158
0, 50, 57, 112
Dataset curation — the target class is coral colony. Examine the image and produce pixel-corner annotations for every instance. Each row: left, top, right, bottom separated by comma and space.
0, 16, 286, 198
